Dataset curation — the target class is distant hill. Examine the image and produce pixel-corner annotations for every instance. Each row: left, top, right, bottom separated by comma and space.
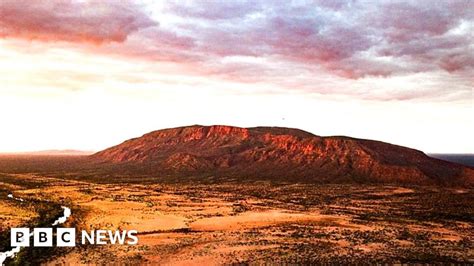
91, 125, 474, 186
14, 150, 94, 156
429, 154, 474, 167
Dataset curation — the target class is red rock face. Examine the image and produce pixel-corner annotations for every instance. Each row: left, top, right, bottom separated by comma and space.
91, 125, 474, 186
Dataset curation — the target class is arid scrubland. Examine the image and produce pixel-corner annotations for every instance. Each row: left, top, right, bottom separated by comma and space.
1, 170, 472, 264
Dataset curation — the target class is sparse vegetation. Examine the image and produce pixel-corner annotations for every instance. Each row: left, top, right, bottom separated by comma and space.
0, 155, 472, 264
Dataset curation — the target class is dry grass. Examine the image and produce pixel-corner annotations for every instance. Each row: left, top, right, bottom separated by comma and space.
0, 172, 472, 264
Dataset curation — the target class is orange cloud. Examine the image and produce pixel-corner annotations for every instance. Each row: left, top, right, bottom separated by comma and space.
0, 0, 155, 44
0, 0, 472, 102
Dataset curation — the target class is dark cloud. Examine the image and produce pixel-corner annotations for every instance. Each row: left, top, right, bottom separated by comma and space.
377, 2, 460, 42
163, 0, 472, 81
0, 0, 156, 43
0, 0, 472, 101
165, 0, 265, 20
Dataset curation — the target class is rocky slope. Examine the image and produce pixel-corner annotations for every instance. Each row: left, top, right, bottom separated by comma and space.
91, 125, 474, 185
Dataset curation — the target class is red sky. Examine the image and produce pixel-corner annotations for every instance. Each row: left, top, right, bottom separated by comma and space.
0, 0, 472, 153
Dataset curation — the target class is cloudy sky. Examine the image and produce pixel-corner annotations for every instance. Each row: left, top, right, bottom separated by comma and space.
0, 0, 472, 153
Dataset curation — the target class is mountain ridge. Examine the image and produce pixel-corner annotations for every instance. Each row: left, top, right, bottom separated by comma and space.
1, 149, 94, 156
91, 125, 474, 186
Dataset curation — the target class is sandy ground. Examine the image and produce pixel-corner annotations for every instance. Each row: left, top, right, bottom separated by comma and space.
0, 174, 472, 264
0, 201, 37, 229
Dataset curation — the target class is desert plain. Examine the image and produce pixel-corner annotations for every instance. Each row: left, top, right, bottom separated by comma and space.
0, 155, 472, 265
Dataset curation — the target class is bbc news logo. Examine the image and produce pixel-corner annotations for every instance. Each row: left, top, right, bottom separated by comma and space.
11, 228, 138, 247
